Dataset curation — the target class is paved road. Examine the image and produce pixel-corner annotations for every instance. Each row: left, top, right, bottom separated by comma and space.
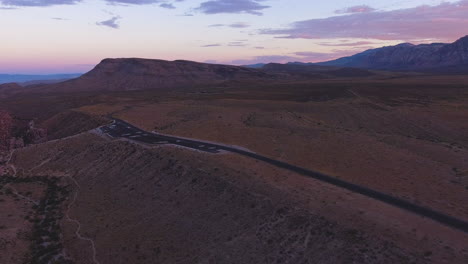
100, 119, 468, 233
100, 119, 225, 153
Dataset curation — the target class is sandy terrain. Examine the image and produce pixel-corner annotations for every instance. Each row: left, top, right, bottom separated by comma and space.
8, 132, 468, 263
1, 75, 467, 263
76, 79, 468, 221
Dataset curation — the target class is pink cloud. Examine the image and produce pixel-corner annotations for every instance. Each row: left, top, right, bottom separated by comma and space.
335, 5, 376, 14
262, 0, 468, 42
196, 0, 270, 15
230, 50, 357, 65
318, 41, 377, 47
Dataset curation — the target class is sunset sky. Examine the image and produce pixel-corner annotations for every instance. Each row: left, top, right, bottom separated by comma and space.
1, 0, 467, 74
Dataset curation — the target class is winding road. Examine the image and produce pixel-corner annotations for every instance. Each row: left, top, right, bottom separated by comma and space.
100, 119, 468, 233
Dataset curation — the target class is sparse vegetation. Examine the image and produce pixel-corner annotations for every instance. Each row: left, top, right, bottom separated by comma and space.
0, 175, 73, 264
1, 65, 467, 263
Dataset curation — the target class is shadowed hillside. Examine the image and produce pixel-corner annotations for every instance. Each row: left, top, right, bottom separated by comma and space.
318, 36, 468, 72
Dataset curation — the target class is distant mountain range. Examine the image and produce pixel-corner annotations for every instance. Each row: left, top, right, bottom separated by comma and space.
244, 35, 468, 73
0, 74, 82, 85
3, 35, 468, 97
317, 35, 468, 72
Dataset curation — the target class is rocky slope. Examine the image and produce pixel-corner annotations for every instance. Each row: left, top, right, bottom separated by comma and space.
9, 132, 468, 264
319, 36, 468, 72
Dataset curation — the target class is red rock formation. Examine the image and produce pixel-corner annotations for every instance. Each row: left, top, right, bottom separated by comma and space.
12, 119, 48, 145
0, 114, 47, 151
0, 110, 12, 151
27, 126, 48, 144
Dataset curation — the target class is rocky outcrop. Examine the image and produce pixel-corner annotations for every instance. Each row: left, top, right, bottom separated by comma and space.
14, 120, 47, 145
0, 114, 48, 151
25, 126, 47, 144
9, 137, 24, 149
0, 111, 12, 151
319, 35, 468, 72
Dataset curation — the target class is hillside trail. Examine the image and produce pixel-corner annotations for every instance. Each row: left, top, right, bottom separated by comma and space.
5, 145, 100, 264
64, 175, 101, 264
3, 149, 17, 176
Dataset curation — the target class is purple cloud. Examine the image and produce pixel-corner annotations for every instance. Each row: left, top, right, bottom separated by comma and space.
105, 0, 162, 4
209, 22, 250, 28
0, 0, 81, 6
104, 0, 183, 9
262, 0, 468, 42
0, 0, 183, 7
318, 41, 377, 47
231, 55, 300, 65
96, 16, 121, 29
201, 44, 222, 47
229, 22, 249, 28
335, 5, 376, 14
178, 12, 193, 16
293, 51, 355, 60
197, 0, 270, 15
159, 3, 174, 9
228, 41, 247, 46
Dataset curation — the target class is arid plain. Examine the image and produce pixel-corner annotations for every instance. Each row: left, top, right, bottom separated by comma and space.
1, 71, 468, 263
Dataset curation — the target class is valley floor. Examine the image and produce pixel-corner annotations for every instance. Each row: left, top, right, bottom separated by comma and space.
1, 76, 468, 263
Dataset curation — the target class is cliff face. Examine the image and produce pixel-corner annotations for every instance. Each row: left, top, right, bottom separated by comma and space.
0, 113, 48, 153
319, 36, 468, 71
48, 58, 276, 92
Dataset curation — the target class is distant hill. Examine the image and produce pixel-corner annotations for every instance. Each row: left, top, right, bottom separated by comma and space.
0, 58, 387, 96
41, 58, 277, 92
20, 78, 79, 86
243, 63, 266, 69
0, 74, 82, 85
317, 36, 468, 72
260, 63, 375, 78
0, 83, 22, 98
